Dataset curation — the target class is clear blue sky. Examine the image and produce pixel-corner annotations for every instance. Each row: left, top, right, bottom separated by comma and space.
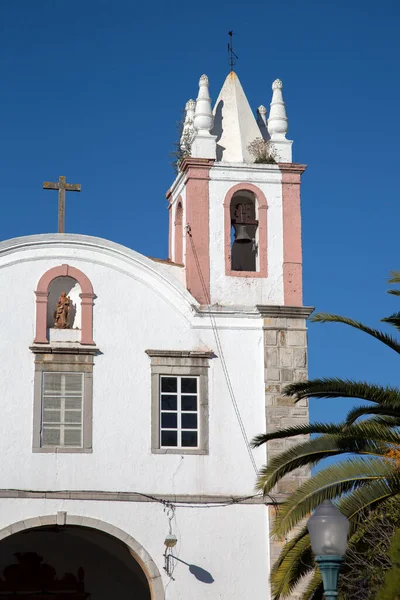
1, 0, 400, 430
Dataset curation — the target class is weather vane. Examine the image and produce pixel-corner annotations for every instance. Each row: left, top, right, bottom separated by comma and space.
228, 31, 238, 71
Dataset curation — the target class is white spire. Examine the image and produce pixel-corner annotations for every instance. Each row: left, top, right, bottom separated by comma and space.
211, 71, 262, 162
268, 79, 288, 140
180, 99, 196, 154
267, 79, 293, 162
191, 75, 217, 160
194, 75, 213, 132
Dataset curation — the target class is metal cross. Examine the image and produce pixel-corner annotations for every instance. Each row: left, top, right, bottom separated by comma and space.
228, 31, 239, 71
43, 175, 81, 233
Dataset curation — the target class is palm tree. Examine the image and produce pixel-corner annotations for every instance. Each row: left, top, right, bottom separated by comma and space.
252, 272, 400, 599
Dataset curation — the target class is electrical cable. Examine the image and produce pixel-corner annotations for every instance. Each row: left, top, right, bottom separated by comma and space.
187, 226, 258, 475
186, 225, 278, 509
0, 488, 273, 508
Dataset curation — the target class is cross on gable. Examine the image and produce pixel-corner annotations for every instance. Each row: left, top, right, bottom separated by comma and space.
43, 176, 81, 233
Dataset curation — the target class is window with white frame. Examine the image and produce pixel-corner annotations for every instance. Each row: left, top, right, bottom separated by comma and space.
160, 375, 199, 448
41, 372, 84, 448
146, 349, 211, 455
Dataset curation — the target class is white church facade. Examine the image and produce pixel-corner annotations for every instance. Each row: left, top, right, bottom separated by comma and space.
0, 72, 311, 599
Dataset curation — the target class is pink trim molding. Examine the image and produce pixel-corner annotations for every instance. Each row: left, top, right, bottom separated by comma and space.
34, 264, 95, 345
280, 163, 307, 306
223, 183, 268, 278
166, 188, 173, 261
181, 157, 214, 304
174, 198, 183, 265
167, 201, 172, 260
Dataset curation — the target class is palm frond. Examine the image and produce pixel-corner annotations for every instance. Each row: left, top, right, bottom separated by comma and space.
272, 525, 308, 567
388, 270, 400, 285
272, 457, 395, 537
339, 474, 400, 520
311, 312, 400, 354
369, 415, 400, 427
337, 420, 400, 447
254, 419, 400, 451
301, 570, 323, 600
283, 378, 400, 406
270, 527, 314, 598
252, 422, 344, 447
256, 435, 390, 495
345, 404, 400, 426
381, 311, 400, 332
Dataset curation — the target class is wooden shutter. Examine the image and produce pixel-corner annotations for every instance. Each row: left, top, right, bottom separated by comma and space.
42, 372, 84, 447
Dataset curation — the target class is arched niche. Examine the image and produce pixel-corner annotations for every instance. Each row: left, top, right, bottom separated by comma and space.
34, 264, 95, 345
223, 183, 268, 278
174, 200, 183, 264
230, 190, 258, 272
47, 276, 82, 331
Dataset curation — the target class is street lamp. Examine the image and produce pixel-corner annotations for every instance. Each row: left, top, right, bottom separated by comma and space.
307, 500, 350, 598
164, 533, 178, 577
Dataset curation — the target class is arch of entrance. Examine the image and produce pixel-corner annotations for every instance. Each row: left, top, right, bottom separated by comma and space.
0, 515, 165, 600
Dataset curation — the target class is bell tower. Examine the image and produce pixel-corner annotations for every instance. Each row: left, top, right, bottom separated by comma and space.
167, 71, 311, 577
167, 75, 312, 576
167, 71, 307, 308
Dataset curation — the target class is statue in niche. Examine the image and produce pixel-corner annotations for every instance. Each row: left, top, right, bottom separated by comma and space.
54, 292, 71, 329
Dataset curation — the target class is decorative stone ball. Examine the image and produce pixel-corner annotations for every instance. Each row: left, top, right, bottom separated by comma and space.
272, 79, 283, 90
199, 74, 209, 86
186, 99, 196, 111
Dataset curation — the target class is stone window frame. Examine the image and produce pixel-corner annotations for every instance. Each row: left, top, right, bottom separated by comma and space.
31, 347, 97, 453
223, 183, 268, 278
146, 350, 213, 455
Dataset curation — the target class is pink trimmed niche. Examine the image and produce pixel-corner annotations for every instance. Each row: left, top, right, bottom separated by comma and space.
34, 264, 95, 345
168, 202, 172, 260
224, 183, 268, 278
174, 199, 183, 265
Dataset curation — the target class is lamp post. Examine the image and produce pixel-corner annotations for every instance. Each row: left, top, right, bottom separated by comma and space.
307, 500, 350, 598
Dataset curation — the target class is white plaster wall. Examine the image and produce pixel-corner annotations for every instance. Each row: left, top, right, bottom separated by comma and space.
148, 259, 185, 286
209, 162, 284, 306
0, 498, 271, 600
0, 235, 266, 496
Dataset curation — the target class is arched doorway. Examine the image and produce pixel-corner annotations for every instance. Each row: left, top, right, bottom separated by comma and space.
0, 522, 157, 600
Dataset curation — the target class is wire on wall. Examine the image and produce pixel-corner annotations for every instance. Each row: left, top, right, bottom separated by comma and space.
186, 225, 278, 509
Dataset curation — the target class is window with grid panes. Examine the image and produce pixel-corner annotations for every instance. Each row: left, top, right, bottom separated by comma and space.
41, 372, 84, 447
160, 376, 198, 448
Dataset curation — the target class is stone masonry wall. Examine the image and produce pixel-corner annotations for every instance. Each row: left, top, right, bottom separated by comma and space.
259, 306, 313, 594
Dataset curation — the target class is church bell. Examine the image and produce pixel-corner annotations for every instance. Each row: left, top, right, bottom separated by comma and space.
233, 223, 252, 243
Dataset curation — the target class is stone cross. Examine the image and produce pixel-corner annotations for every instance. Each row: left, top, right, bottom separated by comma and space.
43, 176, 81, 233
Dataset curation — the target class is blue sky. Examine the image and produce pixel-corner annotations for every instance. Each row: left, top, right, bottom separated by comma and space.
1, 0, 400, 430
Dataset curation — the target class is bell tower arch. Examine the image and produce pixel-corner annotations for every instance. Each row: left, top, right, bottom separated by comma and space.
224, 183, 268, 278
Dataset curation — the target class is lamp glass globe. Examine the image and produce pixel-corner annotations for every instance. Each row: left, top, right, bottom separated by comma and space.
307, 500, 349, 556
